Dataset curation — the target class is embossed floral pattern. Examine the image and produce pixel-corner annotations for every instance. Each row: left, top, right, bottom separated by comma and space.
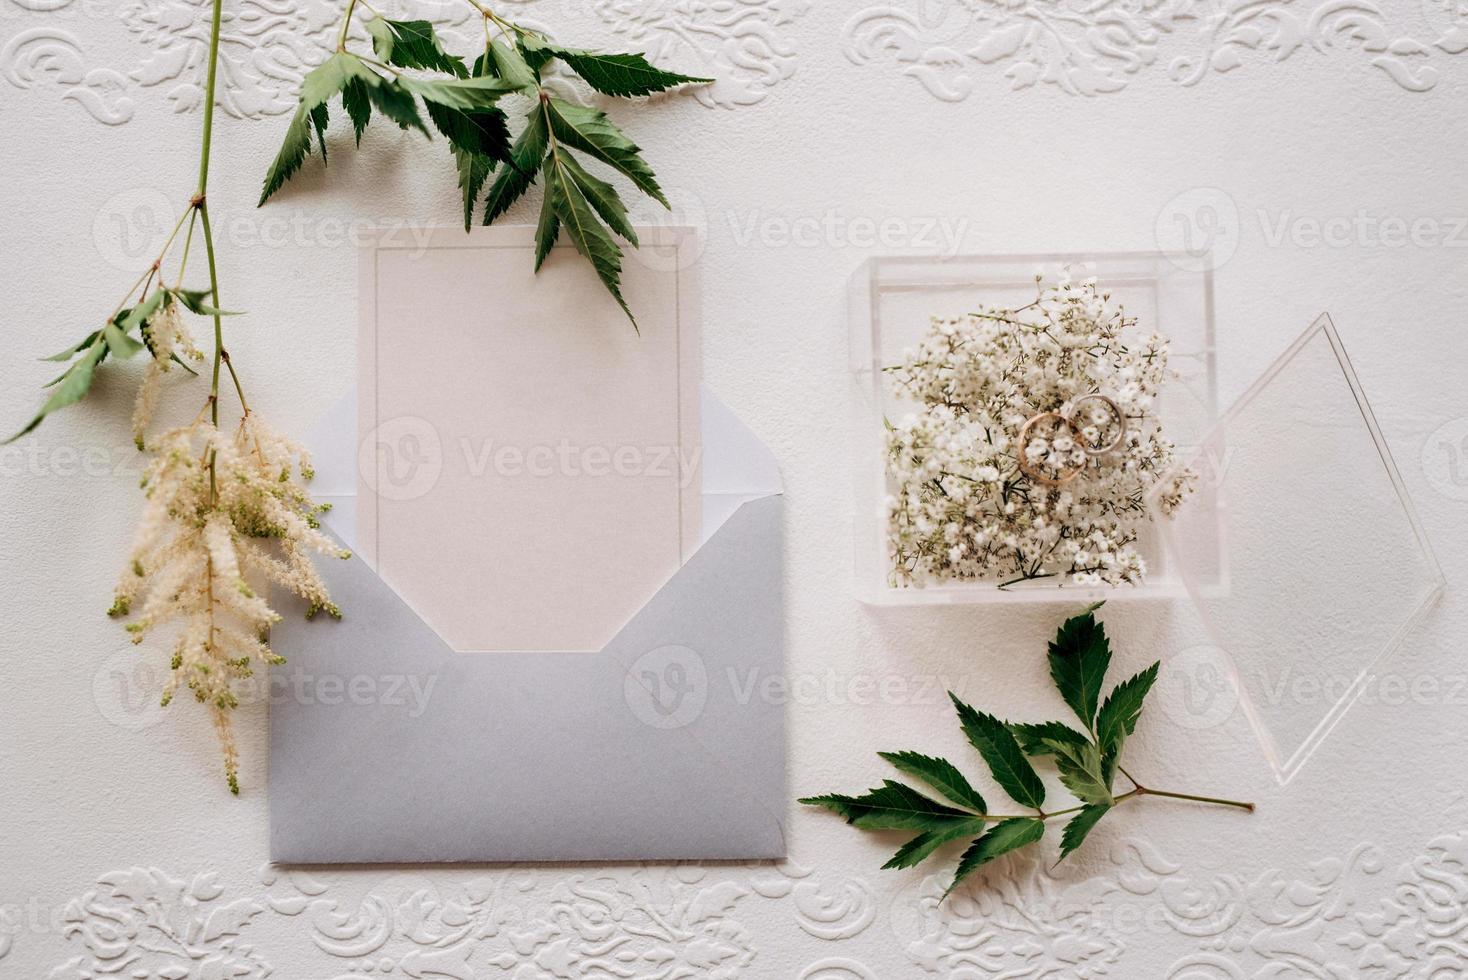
42, 861, 872, 978
35, 838, 1468, 978
47, 868, 272, 980
843, 0, 1465, 97
591, 0, 810, 107
892, 851, 1125, 978
0, 0, 807, 123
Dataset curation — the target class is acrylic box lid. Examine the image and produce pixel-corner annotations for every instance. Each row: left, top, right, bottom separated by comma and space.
1149, 313, 1444, 784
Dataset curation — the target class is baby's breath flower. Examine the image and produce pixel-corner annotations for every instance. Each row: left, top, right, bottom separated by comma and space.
884, 276, 1195, 590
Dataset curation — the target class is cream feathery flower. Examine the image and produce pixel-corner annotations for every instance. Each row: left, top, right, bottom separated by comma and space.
110, 412, 348, 794
130, 301, 205, 449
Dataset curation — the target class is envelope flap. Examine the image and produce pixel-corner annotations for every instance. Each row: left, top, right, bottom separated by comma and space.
269, 494, 786, 862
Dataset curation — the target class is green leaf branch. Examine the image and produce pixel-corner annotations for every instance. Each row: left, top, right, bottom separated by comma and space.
259, 0, 710, 328
800, 603, 1253, 898
6, 0, 244, 444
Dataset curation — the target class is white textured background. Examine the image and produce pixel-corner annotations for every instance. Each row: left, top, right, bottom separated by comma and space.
4, 0, 1468, 976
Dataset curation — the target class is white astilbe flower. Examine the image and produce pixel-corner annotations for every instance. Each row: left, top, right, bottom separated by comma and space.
884, 275, 1196, 590
131, 301, 204, 449
109, 412, 348, 793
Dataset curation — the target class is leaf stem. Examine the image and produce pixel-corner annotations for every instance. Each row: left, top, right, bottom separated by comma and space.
337, 0, 361, 51
947, 781, 1251, 823
1121, 768, 1254, 812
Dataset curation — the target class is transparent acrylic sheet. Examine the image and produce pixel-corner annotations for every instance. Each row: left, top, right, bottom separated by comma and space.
849, 252, 1219, 604
1151, 314, 1445, 784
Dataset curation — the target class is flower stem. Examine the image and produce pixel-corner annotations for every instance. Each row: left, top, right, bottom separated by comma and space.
996, 571, 1057, 590
197, 0, 225, 498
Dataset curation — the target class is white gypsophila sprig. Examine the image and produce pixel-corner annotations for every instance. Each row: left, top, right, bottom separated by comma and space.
884, 274, 1196, 590
110, 410, 347, 794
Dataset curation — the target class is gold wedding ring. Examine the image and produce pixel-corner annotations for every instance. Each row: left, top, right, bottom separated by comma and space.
1071, 393, 1127, 455
1016, 412, 1087, 487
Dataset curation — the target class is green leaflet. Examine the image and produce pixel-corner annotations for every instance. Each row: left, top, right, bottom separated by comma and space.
950, 694, 1046, 810
170, 288, 239, 318
259, 53, 375, 204
41, 331, 100, 362
102, 319, 145, 359
798, 780, 974, 832
543, 147, 634, 326
521, 37, 710, 97
486, 37, 539, 91
123, 285, 168, 324
365, 78, 427, 134
6, 340, 107, 443
532, 175, 560, 272
1047, 739, 1113, 806
877, 751, 987, 814
424, 99, 510, 165
1009, 720, 1090, 757
366, 17, 466, 76
544, 98, 667, 207
341, 78, 372, 145
882, 817, 989, 871
482, 106, 549, 225
1057, 804, 1110, 865
555, 150, 638, 246
947, 818, 1045, 896
434, 56, 514, 231
1047, 603, 1112, 730
399, 75, 519, 113
1096, 662, 1160, 757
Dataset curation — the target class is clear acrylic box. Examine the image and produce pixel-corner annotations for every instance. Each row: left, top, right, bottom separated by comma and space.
1149, 314, 1445, 783
849, 252, 1221, 605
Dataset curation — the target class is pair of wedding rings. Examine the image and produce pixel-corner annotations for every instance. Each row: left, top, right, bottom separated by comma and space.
1016, 394, 1127, 487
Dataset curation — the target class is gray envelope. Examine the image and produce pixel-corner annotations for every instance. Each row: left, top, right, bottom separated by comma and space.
268, 390, 786, 862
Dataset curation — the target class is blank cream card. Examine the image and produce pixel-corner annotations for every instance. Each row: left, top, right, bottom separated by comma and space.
357, 226, 700, 652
